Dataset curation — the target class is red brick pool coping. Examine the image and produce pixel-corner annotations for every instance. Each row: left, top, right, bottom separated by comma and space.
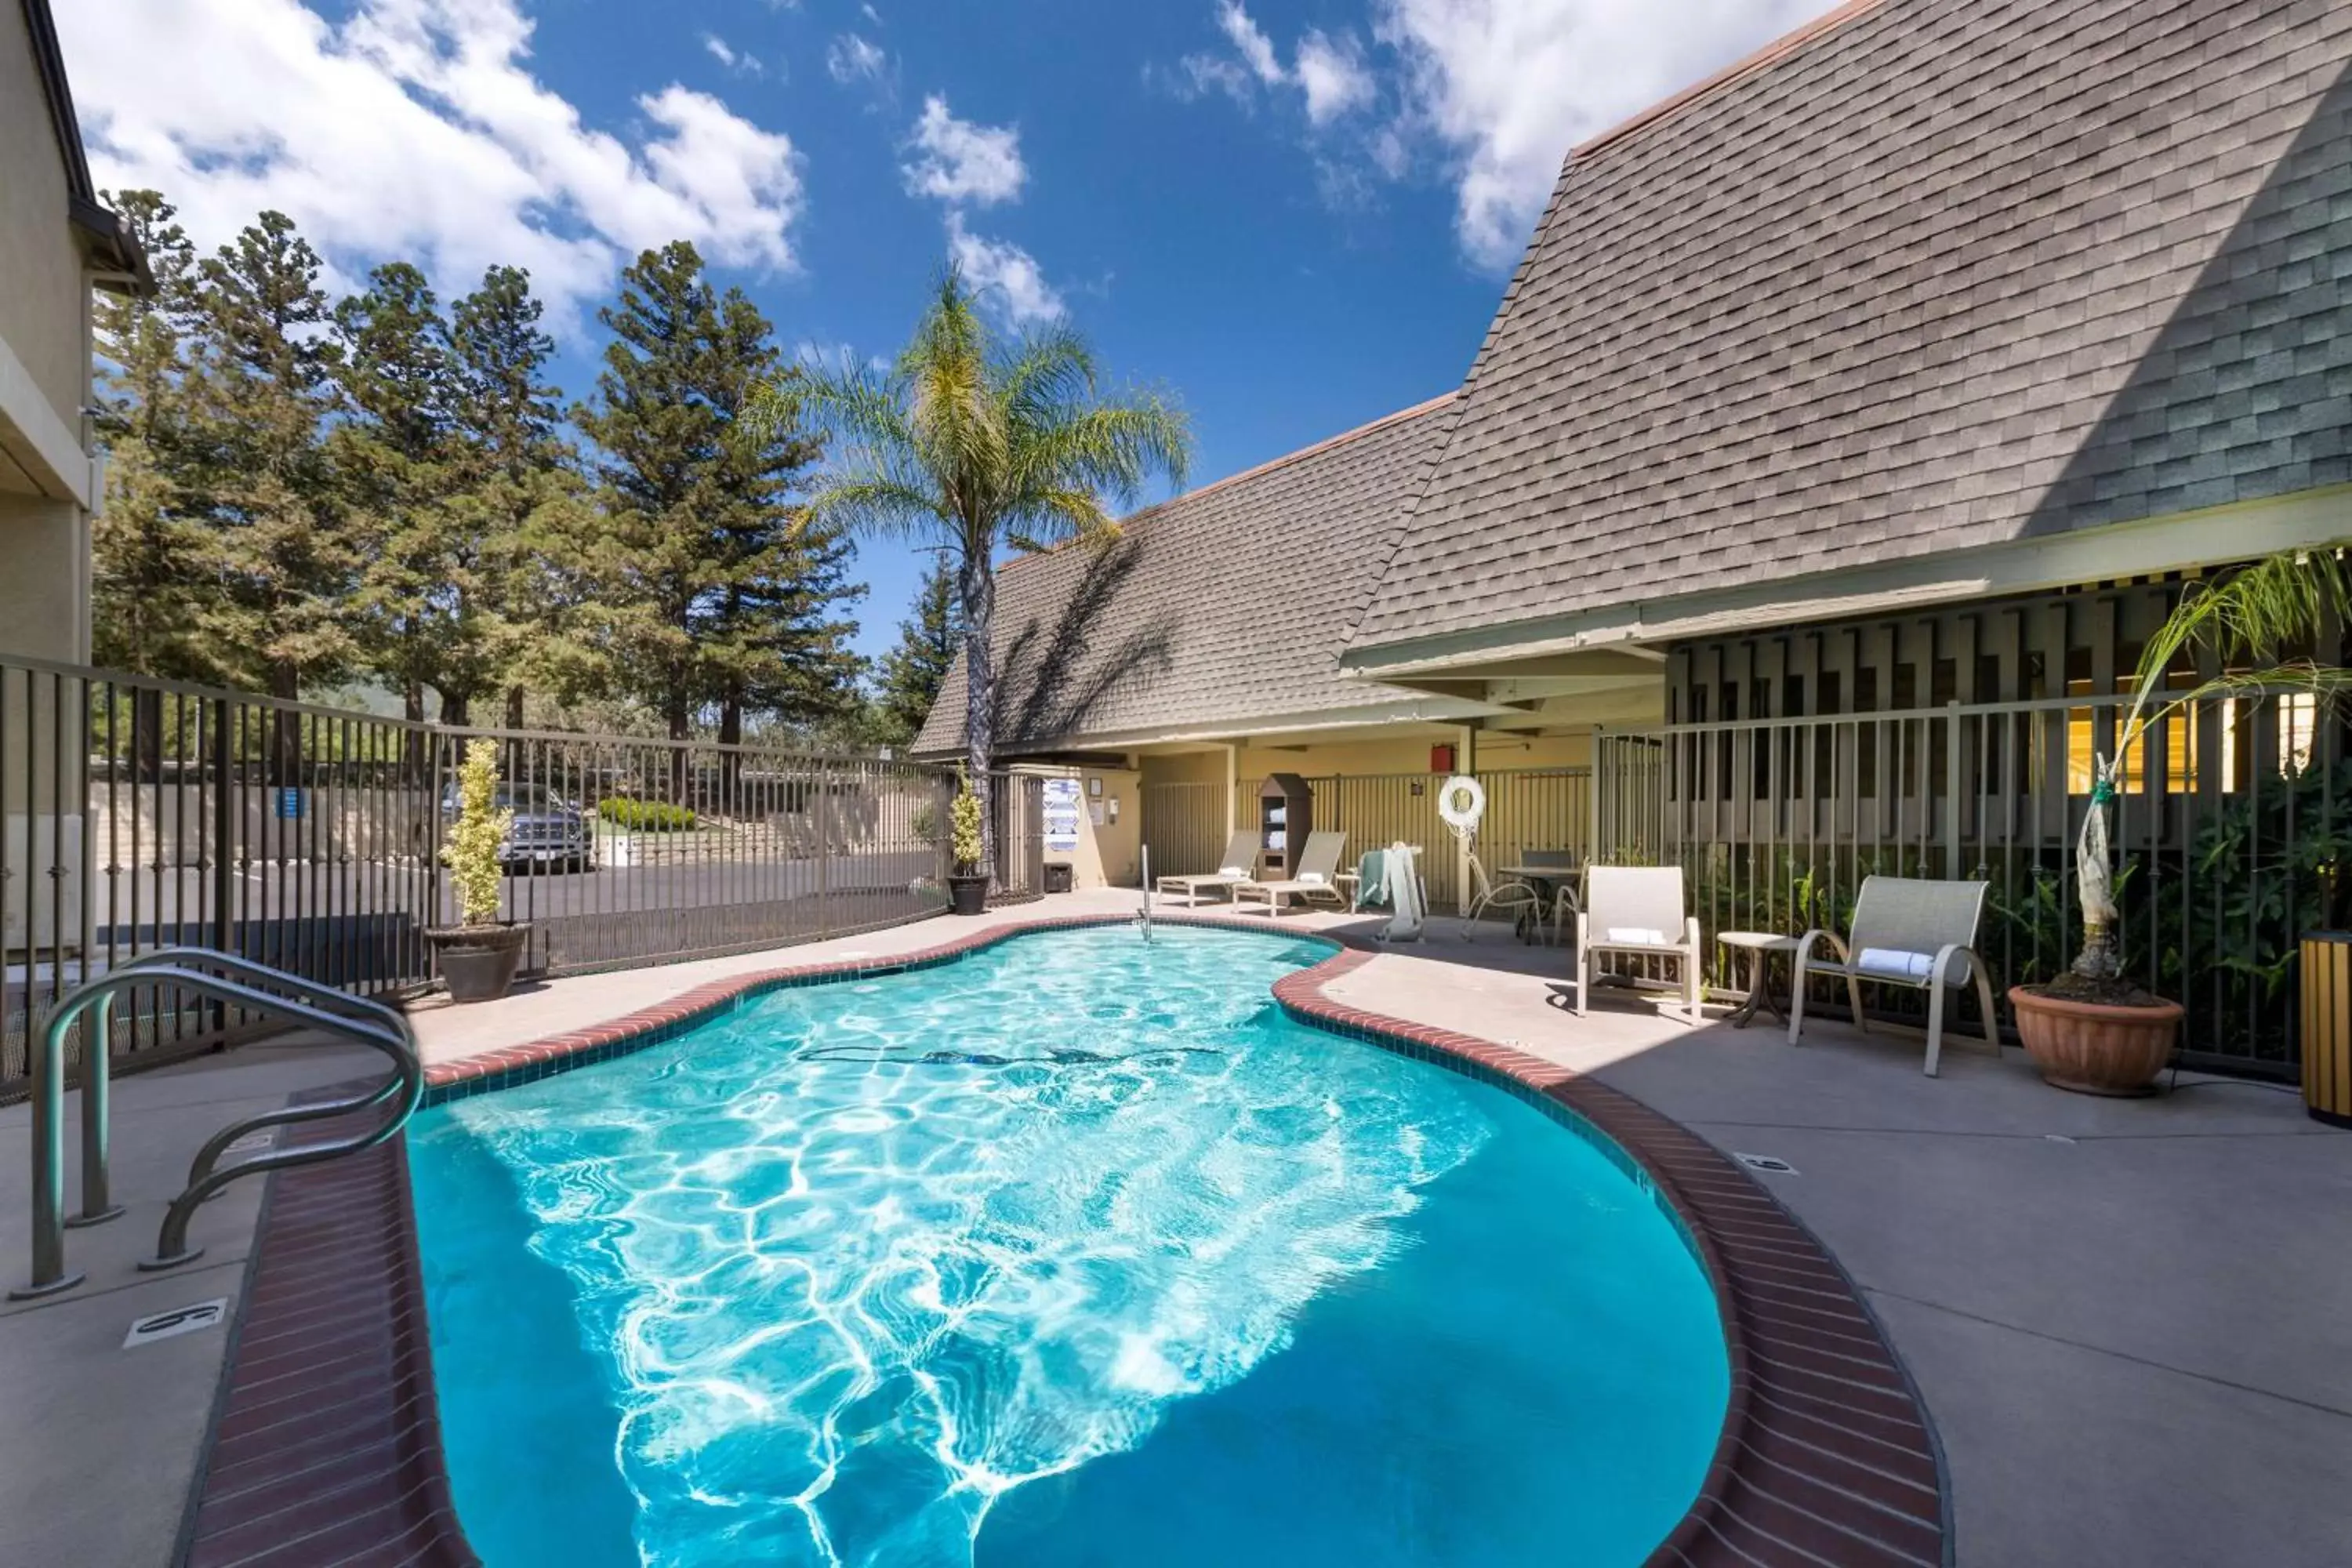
187, 913, 1951, 1568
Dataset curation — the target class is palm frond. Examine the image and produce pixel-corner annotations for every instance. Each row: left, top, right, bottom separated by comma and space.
1009, 396, 1190, 509
904, 272, 1006, 508
997, 325, 1096, 429
2135, 546, 2352, 691
1011, 486, 1119, 551
804, 473, 953, 544
2118, 543, 2352, 754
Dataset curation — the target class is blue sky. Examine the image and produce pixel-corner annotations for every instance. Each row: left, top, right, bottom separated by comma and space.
61, 0, 1828, 663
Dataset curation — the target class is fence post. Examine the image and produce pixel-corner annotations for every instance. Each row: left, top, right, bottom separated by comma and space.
1944, 700, 1962, 878
1588, 724, 1605, 861
209, 697, 234, 960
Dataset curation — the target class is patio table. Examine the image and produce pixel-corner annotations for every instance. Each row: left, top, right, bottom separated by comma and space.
1718, 931, 1800, 1028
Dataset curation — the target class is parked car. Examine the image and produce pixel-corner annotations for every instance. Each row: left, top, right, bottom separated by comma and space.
440, 782, 596, 873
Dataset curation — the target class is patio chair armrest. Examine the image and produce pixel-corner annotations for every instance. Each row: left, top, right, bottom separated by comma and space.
1574, 909, 1591, 949
1930, 942, 1980, 988
1682, 915, 1701, 956
1791, 928, 1843, 977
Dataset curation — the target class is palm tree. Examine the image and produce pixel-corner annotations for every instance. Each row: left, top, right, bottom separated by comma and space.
749, 270, 1189, 877
2069, 543, 2351, 989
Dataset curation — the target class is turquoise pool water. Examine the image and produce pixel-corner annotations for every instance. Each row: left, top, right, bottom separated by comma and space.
408, 925, 1728, 1568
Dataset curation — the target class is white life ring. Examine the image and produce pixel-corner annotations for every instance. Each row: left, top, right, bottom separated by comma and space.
1436, 775, 1486, 834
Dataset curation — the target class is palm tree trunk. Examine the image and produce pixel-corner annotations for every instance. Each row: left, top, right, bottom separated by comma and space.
957, 543, 997, 880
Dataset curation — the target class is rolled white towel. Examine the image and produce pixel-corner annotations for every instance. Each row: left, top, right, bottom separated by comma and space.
1856, 947, 1937, 981
1218, 866, 1247, 877
1606, 927, 1668, 946
1298, 871, 1324, 885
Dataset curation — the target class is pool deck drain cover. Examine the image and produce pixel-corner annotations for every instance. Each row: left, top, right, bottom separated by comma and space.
1732, 1152, 1798, 1174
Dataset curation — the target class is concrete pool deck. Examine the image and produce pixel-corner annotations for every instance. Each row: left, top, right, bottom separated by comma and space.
4, 888, 2348, 1565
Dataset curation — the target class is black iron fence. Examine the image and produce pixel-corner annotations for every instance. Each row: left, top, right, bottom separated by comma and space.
1599, 689, 2343, 1075
2, 654, 959, 1092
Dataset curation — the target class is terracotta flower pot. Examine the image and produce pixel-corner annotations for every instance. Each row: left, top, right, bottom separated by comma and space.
2009, 985, 2182, 1097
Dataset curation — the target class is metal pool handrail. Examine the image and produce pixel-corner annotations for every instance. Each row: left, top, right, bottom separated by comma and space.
108, 949, 419, 1194
11, 955, 423, 1299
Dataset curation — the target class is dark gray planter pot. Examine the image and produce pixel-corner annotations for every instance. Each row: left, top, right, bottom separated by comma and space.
428, 923, 530, 1003
947, 873, 989, 916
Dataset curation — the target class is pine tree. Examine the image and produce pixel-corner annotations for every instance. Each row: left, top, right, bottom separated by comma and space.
90, 190, 212, 681
873, 562, 960, 747
185, 212, 354, 706
445, 265, 582, 730
334, 261, 456, 726
570, 242, 861, 752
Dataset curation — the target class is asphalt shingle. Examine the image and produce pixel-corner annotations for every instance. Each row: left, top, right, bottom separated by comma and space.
1348, 0, 2352, 660
912, 394, 1459, 757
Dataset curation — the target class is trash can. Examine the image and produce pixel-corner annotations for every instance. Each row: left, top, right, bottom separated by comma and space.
1044, 863, 1073, 895
2303, 931, 2351, 1127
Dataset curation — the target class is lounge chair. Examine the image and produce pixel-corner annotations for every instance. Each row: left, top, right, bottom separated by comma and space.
1572, 866, 1703, 1025
1156, 830, 1261, 906
1788, 875, 1999, 1076
1234, 830, 1349, 917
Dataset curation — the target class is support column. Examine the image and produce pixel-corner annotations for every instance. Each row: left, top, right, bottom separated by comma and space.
1222, 743, 1238, 832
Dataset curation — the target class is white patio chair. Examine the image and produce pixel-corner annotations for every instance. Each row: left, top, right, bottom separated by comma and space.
1461, 851, 1544, 939
1571, 866, 1703, 1025
1234, 831, 1350, 917
1156, 830, 1259, 906
1788, 874, 2001, 1076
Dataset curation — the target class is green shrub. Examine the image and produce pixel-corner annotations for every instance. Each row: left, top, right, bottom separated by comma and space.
597, 796, 698, 832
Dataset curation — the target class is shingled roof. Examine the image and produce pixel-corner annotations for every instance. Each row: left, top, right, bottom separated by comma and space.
913, 394, 1459, 758
1346, 0, 2352, 665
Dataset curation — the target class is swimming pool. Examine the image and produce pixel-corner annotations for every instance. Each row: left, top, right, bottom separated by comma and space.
407, 924, 1730, 1567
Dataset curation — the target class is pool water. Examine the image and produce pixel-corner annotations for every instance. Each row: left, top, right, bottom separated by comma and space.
407, 925, 1728, 1568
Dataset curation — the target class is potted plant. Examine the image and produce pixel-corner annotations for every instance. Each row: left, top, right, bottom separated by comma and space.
946, 773, 989, 916
2013, 546, 2349, 1095
429, 739, 531, 1002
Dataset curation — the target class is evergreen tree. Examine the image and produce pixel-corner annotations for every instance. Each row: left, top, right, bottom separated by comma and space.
90, 190, 212, 681
445, 265, 583, 730
873, 562, 960, 747
184, 212, 354, 704
333, 261, 456, 725
571, 242, 861, 750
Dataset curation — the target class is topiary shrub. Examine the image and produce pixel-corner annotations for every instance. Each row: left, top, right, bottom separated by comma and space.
597, 797, 698, 832
441, 739, 514, 927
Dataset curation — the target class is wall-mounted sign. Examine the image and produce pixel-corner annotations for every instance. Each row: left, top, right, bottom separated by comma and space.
1042, 778, 1081, 854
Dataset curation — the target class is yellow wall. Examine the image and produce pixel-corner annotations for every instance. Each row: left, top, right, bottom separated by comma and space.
1033, 764, 1145, 890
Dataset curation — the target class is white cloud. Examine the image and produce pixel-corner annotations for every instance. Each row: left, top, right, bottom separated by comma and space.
1294, 29, 1375, 125
1215, 0, 1284, 85
701, 31, 763, 77
1374, 0, 1832, 266
1172, 3, 1378, 128
826, 31, 887, 84
946, 213, 1063, 327
58, 0, 803, 325
900, 96, 1025, 207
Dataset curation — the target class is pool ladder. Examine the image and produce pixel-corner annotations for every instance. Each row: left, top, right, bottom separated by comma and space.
11, 948, 423, 1300
1137, 845, 1154, 942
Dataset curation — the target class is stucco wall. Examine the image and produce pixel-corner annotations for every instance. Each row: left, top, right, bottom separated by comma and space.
0, 2, 86, 423
0, 491, 88, 662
